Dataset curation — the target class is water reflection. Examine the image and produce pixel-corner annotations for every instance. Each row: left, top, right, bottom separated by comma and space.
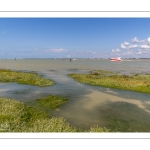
53, 86, 150, 130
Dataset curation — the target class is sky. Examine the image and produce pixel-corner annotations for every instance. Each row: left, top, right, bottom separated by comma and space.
1, 18, 150, 59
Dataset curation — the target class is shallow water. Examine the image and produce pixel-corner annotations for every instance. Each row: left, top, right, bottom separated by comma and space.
1, 59, 150, 131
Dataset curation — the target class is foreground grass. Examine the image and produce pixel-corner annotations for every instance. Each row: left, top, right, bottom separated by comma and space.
0, 69, 55, 87
69, 70, 150, 94
0, 97, 109, 132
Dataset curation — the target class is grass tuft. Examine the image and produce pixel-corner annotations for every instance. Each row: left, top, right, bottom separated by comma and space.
36, 95, 68, 109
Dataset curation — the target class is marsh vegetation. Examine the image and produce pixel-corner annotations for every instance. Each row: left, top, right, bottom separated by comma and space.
36, 95, 68, 109
0, 69, 55, 86
0, 69, 109, 132
2, 68, 150, 132
69, 70, 150, 94
0, 96, 109, 132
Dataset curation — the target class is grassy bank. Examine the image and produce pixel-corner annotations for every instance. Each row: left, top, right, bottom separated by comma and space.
69, 70, 150, 94
0, 69, 55, 86
0, 96, 109, 132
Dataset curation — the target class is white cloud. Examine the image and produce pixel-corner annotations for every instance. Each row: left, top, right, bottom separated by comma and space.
128, 44, 138, 49
51, 48, 65, 52
121, 43, 138, 50
116, 49, 121, 52
44, 48, 66, 53
112, 49, 121, 52
112, 37, 150, 57
91, 52, 97, 54
140, 45, 150, 49
147, 37, 150, 43
132, 37, 145, 43
125, 51, 133, 55
137, 51, 142, 54
121, 43, 127, 49
124, 42, 130, 45
132, 37, 139, 42
112, 49, 115, 52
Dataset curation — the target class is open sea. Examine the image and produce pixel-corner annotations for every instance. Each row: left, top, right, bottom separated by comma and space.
1, 58, 150, 132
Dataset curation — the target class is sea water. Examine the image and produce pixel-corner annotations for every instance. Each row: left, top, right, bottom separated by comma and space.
0, 58, 150, 131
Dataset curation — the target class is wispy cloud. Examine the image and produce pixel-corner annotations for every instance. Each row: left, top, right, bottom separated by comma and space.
44, 48, 66, 53
140, 45, 150, 49
51, 48, 65, 53
132, 37, 146, 43
112, 37, 150, 57
112, 49, 121, 53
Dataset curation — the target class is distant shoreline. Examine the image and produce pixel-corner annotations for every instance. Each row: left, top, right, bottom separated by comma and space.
1, 57, 150, 60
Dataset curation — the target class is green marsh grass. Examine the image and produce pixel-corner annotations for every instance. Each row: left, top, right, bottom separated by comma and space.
36, 95, 68, 109
69, 70, 150, 94
0, 97, 109, 132
0, 69, 55, 86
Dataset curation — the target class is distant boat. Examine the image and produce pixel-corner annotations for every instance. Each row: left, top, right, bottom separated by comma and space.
110, 57, 122, 62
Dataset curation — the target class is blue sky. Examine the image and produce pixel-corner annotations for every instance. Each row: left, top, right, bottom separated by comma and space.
1, 18, 150, 58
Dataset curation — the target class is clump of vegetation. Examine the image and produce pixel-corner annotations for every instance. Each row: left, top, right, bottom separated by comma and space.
90, 70, 117, 76
0, 69, 55, 86
36, 95, 68, 109
88, 125, 109, 132
0, 97, 109, 132
0, 97, 48, 132
69, 70, 150, 94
